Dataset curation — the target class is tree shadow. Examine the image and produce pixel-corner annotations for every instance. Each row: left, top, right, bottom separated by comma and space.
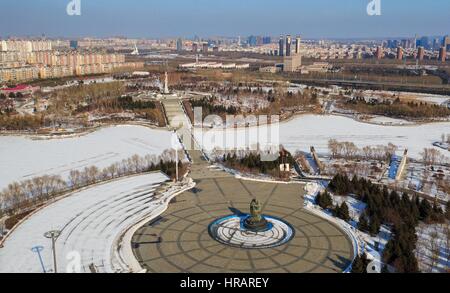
327, 255, 352, 271
148, 216, 168, 227
190, 187, 202, 194
229, 207, 246, 217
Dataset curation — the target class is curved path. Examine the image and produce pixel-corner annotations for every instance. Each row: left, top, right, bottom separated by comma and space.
132, 99, 355, 273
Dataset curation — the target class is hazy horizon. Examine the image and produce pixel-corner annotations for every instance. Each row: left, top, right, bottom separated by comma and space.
0, 0, 449, 39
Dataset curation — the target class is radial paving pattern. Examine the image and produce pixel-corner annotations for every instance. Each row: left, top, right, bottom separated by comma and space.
209, 215, 294, 249
132, 175, 354, 273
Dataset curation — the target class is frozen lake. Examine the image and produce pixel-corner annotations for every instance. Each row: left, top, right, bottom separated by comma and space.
194, 114, 450, 159
0, 125, 175, 190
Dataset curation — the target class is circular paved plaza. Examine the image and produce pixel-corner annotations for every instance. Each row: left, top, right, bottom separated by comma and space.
132, 174, 354, 273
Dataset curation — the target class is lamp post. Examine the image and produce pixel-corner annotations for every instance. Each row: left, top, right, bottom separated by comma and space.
44, 230, 61, 273
172, 123, 184, 182
175, 146, 179, 182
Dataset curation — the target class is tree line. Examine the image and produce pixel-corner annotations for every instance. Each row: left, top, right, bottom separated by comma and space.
328, 139, 398, 162
190, 97, 238, 118
0, 114, 50, 131
219, 150, 295, 178
0, 150, 183, 218
345, 97, 450, 119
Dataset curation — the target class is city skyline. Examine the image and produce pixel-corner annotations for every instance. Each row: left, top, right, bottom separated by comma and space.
1, 0, 450, 39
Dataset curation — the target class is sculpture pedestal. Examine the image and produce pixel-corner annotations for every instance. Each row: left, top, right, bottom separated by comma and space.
243, 216, 270, 232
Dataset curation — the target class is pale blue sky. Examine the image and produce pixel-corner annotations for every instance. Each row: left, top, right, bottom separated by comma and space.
0, 0, 449, 38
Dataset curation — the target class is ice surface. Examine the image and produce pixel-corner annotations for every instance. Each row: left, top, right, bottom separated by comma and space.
0, 125, 175, 190
194, 114, 450, 160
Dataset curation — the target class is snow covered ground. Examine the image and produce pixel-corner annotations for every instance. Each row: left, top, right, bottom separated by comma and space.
412, 94, 450, 106
0, 173, 169, 273
416, 223, 450, 273
194, 114, 450, 160
0, 125, 175, 190
366, 116, 414, 126
333, 196, 367, 223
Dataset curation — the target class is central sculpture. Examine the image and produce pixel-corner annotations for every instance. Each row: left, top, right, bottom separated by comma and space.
208, 199, 295, 248
243, 199, 270, 232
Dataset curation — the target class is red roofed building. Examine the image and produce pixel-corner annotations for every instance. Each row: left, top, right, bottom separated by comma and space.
0, 84, 39, 95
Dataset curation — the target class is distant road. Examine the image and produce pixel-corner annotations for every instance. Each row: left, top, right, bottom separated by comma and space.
291, 78, 450, 95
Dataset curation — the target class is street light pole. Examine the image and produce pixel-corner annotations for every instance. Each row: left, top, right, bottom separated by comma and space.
175, 148, 179, 182
44, 230, 61, 273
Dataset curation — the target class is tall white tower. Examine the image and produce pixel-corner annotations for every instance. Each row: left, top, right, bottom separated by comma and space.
164, 72, 169, 94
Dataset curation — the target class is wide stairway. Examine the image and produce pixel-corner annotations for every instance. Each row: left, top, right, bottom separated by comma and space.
161, 98, 231, 180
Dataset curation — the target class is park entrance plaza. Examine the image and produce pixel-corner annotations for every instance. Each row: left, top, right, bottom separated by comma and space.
131, 97, 354, 273
131, 139, 354, 274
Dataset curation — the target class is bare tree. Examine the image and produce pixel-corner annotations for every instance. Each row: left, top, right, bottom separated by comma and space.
69, 170, 82, 188
429, 228, 441, 273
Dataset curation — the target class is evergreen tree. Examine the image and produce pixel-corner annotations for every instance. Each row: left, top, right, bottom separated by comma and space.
369, 214, 381, 236
410, 196, 420, 224
336, 202, 351, 222
431, 201, 444, 223
383, 224, 419, 273
316, 191, 333, 209
419, 199, 432, 221
351, 254, 369, 273
358, 212, 369, 232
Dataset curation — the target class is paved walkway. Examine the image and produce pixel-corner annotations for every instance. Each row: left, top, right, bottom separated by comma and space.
131, 98, 354, 273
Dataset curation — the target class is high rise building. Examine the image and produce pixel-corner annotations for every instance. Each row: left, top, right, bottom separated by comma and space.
419, 36, 430, 50
176, 38, 183, 52
70, 40, 78, 50
256, 36, 263, 46
295, 37, 301, 54
396, 47, 404, 60
285, 35, 292, 56
202, 43, 209, 54
376, 46, 383, 59
247, 35, 257, 47
279, 36, 284, 56
192, 43, 198, 53
439, 47, 447, 63
443, 36, 450, 51
262, 36, 272, 45
432, 38, 441, 50
417, 46, 425, 61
